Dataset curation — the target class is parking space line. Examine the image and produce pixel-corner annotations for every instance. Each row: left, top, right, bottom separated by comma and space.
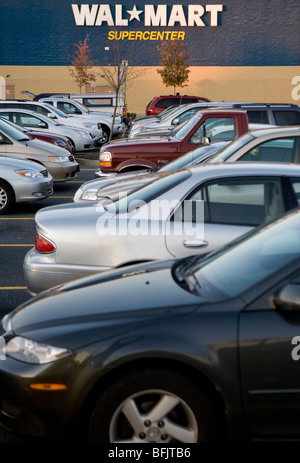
0, 217, 35, 220
0, 287, 27, 290
0, 244, 33, 246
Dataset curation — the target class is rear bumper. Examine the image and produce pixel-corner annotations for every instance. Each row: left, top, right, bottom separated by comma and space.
24, 247, 112, 295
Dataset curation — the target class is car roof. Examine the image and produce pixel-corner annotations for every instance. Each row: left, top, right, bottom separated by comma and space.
246, 125, 300, 138
187, 161, 300, 178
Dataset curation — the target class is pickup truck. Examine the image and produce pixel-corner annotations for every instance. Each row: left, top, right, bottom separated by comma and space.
99, 109, 250, 173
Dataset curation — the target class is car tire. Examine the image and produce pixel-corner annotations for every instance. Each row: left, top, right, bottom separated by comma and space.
0, 180, 15, 214
88, 367, 216, 443
101, 126, 110, 144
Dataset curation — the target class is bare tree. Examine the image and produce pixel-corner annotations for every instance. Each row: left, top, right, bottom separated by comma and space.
96, 39, 144, 140
68, 35, 95, 93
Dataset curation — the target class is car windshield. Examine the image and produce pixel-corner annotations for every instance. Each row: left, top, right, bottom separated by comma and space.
159, 144, 226, 172
172, 113, 202, 141
159, 105, 189, 122
0, 118, 30, 141
73, 101, 90, 113
174, 210, 300, 299
104, 170, 191, 214
207, 133, 255, 163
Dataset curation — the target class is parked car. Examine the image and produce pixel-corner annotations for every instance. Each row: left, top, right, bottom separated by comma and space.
0, 100, 104, 145
0, 117, 79, 182
24, 162, 300, 294
77, 142, 229, 202
145, 94, 211, 115
0, 116, 75, 154
4, 208, 300, 442
0, 155, 53, 213
207, 126, 300, 165
98, 109, 250, 174
0, 109, 95, 153
226, 102, 300, 126
36, 97, 126, 143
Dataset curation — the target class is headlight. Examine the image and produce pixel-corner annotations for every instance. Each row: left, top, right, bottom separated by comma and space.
49, 156, 69, 162
100, 151, 112, 167
81, 188, 99, 201
83, 122, 96, 129
5, 336, 71, 364
15, 169, 43, 178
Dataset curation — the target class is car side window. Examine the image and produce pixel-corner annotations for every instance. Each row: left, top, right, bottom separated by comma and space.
246, 110, 269, 124
57, 102, 75, 114
189, 117, 237, 144
18, 114, 48, 129
289, 178, 300, 206
239, 137, 297, 163
175, 177, 284, 226
273, 111, 300, 125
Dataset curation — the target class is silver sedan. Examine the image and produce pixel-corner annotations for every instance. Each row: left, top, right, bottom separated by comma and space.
24, 162, 300, 294
0, 109, 95, 152
0, 155, 53, 213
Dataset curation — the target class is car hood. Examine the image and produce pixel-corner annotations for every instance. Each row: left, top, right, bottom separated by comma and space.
20, 137, 70, 156
0, 154, 46, 170
8, 259, 203, 345
103, 135, 174, 149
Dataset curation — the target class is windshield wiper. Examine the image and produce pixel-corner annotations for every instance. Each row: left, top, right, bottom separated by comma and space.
172, 256, 202, 295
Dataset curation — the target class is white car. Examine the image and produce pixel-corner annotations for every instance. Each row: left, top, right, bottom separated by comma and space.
0, 101, 103, 145
0, 155, 53, 213
38, 97, 125, 143
0, 109, 95, 152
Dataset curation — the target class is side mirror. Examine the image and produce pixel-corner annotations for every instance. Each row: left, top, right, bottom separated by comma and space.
38, 122, 47, 128
48, 113, 56, 119
201, 136, 211, 146
272, 284, 300, 312
0, 134, 4, 144
172, 118, 179, 126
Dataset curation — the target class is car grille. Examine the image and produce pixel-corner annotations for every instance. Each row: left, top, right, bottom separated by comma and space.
41, 169, 48, 177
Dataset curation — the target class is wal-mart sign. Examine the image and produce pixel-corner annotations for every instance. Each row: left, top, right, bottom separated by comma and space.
1, 0, 300, 66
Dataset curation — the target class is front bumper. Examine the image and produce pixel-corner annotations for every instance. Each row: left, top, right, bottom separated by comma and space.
94, 168, 117, 179
112, 123, 125, 136
0, 354, 84, 438
24, 247, 112, 295
14, 175, 54, 203
44, 161, 80, 182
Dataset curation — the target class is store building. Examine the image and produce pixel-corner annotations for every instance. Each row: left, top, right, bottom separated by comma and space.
1, 0, 299, 114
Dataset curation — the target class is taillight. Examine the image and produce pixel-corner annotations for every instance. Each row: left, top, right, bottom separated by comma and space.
35, 230, 56, 253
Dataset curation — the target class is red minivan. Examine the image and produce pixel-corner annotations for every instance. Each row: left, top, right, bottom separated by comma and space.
146, 95, 211, 116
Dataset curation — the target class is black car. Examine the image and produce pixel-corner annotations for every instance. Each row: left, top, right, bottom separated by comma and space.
1, 209, 300, 442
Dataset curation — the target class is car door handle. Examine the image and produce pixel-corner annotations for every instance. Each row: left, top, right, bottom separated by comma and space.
183, 239, 208, 248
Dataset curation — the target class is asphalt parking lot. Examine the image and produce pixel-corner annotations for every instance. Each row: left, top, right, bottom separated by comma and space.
0, 151, 99, 442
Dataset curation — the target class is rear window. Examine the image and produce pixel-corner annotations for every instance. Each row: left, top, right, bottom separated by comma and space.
273, 110, 300, 125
